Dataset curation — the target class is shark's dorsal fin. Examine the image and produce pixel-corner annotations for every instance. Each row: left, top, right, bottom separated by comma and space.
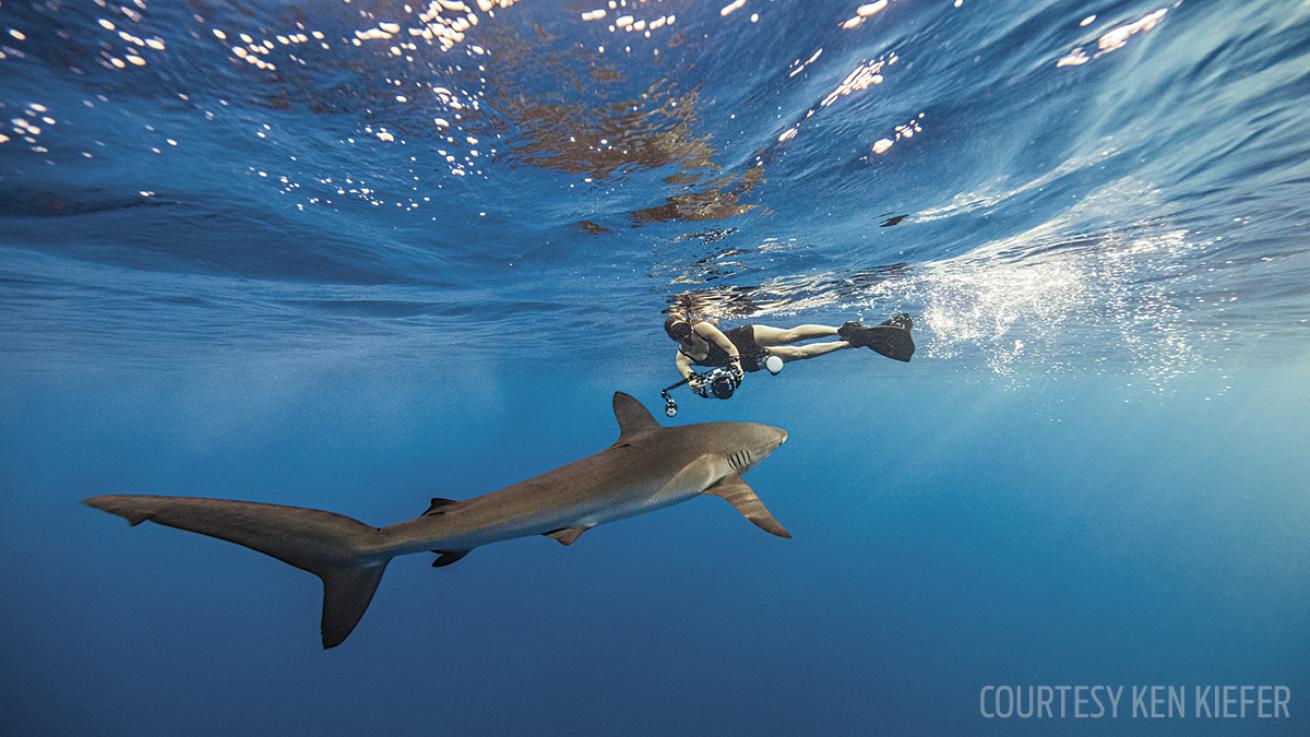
705, 476, 792, 539
423, 498, 459, 516
613, 392, 659, 441
544, 526, 589, 546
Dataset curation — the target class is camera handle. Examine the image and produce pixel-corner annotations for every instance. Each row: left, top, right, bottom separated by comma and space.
657, 362, 751, 418
659, 376, 691, 417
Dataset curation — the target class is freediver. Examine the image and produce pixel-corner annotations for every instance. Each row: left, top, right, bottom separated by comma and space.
663, 313, 915, 397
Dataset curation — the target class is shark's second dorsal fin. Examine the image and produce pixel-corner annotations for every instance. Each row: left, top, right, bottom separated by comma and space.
705, 476, 792, 539
423, 498, 460, 516
613, 392, 659, 441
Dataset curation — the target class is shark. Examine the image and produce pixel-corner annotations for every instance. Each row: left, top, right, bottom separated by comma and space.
84, 392, 790, 648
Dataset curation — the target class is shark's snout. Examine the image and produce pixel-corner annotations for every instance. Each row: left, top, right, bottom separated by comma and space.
754, 426, 788, 463
763, 425, 787, 449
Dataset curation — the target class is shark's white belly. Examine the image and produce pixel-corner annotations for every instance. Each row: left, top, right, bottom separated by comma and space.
572, 486, 696, 528
570, 454, 726, 529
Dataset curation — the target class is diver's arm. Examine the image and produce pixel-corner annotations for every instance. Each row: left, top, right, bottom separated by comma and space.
675, 350, 695, 381
696, 322, 741, 363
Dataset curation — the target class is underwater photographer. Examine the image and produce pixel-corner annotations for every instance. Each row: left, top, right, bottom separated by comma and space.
660, 313, 915, 415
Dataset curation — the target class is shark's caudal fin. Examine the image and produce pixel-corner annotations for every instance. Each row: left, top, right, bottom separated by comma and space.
83, 495, 387, 649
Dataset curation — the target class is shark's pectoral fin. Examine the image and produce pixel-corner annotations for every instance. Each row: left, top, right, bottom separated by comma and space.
705, 476, 792, 539
431, 549, 472, 567
544, 526, 589, 546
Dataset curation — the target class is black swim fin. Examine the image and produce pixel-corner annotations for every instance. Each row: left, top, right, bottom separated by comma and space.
865, 313, 914, 362
880, 313, 913, 332
840, 314, 914, 362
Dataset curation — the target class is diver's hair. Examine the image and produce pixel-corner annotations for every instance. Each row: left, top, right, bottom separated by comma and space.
663, 315, 688, 335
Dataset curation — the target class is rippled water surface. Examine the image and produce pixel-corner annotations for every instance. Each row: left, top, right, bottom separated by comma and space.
2, 0, 1307, 377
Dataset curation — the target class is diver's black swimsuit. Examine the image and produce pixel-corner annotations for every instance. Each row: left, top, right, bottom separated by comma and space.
680, 324, 769, 372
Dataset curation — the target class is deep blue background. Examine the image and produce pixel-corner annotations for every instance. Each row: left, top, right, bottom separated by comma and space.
2, 357, 1308, 735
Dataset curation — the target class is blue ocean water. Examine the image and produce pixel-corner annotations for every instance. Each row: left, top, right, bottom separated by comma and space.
1, 0, 1308, 735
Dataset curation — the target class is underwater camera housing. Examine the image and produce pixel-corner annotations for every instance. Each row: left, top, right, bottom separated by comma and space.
703, 367, 740, 400
659, 364, 748, 417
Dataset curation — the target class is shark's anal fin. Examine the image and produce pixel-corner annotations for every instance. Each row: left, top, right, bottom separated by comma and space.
612, 392, 659, 442
705, 476, 792, 539
423, 498, 460, 516
544, 526, 589, 546
431, 549, 472, 567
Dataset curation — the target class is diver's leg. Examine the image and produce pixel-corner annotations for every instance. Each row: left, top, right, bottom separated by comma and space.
751, 324, 839, 346
767, 341, 851, 363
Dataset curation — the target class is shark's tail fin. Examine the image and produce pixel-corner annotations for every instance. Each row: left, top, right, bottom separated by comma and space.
83, 494, 387, 648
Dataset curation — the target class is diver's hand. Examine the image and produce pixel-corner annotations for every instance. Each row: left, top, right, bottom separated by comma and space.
687, 373, 707, 397
728, 360, 744, 383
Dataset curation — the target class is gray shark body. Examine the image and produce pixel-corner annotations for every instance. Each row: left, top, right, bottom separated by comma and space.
85, 393, 789, 648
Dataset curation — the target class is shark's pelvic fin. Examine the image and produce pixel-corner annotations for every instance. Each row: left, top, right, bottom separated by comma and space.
431, 549, 472, 567
423, 498, 460, 516
705, 476, 792, 539
612, 392, 659, 441
544, 526, 589, 546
